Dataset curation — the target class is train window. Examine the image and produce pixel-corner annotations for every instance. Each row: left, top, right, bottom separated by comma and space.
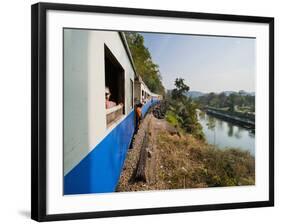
104, 44, 125, 127
130, 79, 133, 109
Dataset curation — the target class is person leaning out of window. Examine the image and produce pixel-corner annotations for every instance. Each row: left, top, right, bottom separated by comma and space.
105, 87, 123, 109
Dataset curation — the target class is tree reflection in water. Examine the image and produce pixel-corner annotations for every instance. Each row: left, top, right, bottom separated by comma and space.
207, 115, 216, 145
227, 122, 234, 137
197, 110, 255, 155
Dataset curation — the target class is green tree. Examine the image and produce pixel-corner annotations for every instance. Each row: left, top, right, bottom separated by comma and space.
125, 32, 165, 95
167, 78, 204, 139
218, 93, 227, 108
171, 78, 190, 101
227, 93, 236, 112
195, 91, 255, 113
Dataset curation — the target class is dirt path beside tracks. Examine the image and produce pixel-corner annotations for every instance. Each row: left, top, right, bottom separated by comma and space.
116, 112, 179, 192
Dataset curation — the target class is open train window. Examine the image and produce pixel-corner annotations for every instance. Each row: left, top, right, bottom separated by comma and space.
104, 44, 125, 128
130, 79, 133, 109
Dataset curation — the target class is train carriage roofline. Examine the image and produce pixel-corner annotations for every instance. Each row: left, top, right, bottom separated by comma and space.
119, 31, 161, 100
118, 32, 139, 80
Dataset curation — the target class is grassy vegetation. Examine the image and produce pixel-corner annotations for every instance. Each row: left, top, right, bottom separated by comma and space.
157, 131, 255, 189
165, 110, 181, 128
165, 107, 204, 140
166, 78, 205, 140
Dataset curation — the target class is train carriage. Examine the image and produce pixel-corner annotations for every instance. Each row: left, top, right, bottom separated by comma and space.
63, 29, 160, 194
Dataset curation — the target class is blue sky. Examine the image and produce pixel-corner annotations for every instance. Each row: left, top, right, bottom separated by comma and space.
140, 32, 256, 93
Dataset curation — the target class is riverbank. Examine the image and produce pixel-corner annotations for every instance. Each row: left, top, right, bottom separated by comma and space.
205, 107, 255, 130
117, 114, 255, 192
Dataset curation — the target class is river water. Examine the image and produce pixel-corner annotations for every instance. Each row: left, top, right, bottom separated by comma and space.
197, 110, 255, 156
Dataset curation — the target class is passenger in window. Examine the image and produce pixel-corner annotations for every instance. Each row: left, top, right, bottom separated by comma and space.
142, 96, 145, 104
105, 87, 123, 109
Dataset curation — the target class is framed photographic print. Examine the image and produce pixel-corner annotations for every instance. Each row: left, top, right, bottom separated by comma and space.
31, 2, 274, 222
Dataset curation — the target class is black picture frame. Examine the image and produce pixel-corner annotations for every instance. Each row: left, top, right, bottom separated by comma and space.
31, 2, 274, 222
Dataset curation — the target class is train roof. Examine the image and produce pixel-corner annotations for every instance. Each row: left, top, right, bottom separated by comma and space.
118, 32, 138, 79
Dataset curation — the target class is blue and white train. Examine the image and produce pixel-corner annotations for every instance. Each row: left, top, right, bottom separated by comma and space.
63, 29, 161, 195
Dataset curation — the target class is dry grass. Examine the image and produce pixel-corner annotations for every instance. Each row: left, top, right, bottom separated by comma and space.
157, 131, 255, 189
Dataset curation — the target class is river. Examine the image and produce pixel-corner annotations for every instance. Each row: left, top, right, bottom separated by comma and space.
197, 110, 255, 156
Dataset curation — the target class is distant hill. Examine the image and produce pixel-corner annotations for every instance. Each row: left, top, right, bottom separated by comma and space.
222, 91, 236, 96
185, 91, 205, 98
172, 90, 255, 99
247, 91, 255, 96
222, 90, 255, 96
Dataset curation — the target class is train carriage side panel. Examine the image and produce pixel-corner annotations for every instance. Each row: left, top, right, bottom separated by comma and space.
141, 98, 159, 118
64, 30, 135, 194
64, 110, 135, 194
